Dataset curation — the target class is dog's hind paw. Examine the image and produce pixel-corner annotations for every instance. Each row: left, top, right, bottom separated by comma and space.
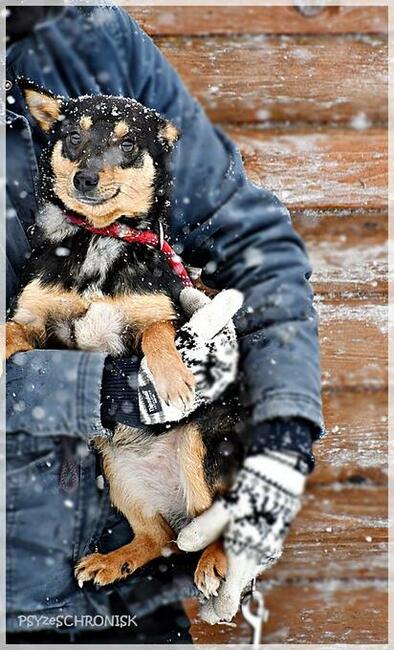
75, 551, 134, 587
195, 566, 222, 599
194, 541, 227, 599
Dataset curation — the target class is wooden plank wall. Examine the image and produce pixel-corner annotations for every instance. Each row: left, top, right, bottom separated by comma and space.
127, 6, 388, 644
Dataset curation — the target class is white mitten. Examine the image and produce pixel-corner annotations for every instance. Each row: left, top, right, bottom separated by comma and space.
177, 449, 307, 623
138, 287, 243, 425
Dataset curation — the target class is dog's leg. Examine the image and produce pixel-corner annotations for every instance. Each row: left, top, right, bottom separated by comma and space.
5, 321, 38, 359
141, 320, 195, 408
98, 292, 196, 406
177, 422, 213, 517
176, 422, 230, 598
194, 539, 227, 599
75, 505, 177, 587
75, 431, 179, 587
5, 280, 87, 360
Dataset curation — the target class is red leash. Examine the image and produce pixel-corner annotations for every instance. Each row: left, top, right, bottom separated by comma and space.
65, 212, 193, 287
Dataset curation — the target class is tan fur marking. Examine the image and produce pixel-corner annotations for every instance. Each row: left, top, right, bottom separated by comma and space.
5, 321, 36, 359
75, 505, 177, 586
114, 120, 129, 138
13, 279, 88, 326
178, 423, 213, 517
5, 279, 88, 359
95, 152, 155, 225
24, 88, 62, 132
96, 292, 176, 339
6, 287, 177, 361
194, 539, 227, 597
52, 140, 155, 228
159, 121, 180, 147
80, 115, 92, 130
51, 141, 80, 206
141, 320, 195, 406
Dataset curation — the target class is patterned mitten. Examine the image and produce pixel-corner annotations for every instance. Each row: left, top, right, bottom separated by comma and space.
177, 449, 308, 624
138, 287, 243, 425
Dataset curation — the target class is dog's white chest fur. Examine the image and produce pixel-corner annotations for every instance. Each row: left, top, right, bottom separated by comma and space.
103, 427, 190, 531
79, 236, 125, 285
38, 202, 126, 288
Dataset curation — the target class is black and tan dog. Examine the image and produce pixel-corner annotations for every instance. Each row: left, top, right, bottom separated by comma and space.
5, 83, 244, 597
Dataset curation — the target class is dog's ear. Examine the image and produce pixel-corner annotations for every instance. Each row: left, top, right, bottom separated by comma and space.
157, 118, 181, 151
20, 80, 63, 132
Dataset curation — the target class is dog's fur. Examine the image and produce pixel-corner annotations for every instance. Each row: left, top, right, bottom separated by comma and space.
6, 83, 244, 598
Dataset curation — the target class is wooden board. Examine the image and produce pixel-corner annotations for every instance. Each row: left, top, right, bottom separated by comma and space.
183, 483, 387, 584
311, 390, 387, 486
289, 484, 387, 559
319, 298, 387, 390
185, 484, 387, 641
295, 212, 387, 297
130, 6, 388, 36
155, 35, 387, 125
127, 8, 389, 644
311, 246, 387, 297
294, 211, 387, 242
185, 581, 388, 644
234, 127, 388, 212
185, 484, 388, 642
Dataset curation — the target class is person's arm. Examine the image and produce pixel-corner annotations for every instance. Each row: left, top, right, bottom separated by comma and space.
113, 8, 323, 440
6, 350, 112, 439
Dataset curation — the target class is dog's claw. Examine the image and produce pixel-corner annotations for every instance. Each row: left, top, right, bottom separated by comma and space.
155, 370, 195, 412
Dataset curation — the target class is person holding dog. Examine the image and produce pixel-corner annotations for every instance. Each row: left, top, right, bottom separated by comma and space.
5, 5, 322, 643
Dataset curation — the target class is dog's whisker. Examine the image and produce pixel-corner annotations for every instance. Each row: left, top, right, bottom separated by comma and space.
120, 187, 142, 201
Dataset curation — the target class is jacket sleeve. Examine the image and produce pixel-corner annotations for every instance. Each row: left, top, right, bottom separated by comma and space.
115, 8, 323, 437
6, 350, 111, 439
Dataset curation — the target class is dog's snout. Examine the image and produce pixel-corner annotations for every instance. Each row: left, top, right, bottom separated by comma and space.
73, 171, 99, 193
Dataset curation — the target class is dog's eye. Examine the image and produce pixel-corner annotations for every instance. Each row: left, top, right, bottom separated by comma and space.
121, 139, 137, 154
67, 132, 81, 146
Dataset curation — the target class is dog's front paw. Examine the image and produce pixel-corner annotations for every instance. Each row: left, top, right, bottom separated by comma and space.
149, 356, 196, 411
75, 552, 134, 587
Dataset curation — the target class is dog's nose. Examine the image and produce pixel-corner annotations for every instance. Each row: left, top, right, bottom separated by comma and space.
73, 171, 99, 193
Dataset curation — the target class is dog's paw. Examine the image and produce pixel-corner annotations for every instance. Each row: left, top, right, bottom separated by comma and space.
75, 552, 134, 587
151, 358, 196, 411
194, 546, 227, 599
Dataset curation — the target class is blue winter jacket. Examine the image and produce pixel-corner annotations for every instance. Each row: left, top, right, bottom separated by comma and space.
5, 5, 322, 631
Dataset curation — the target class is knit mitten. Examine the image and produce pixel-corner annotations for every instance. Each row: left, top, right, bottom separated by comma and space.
177, 449, 307, 624
138, 287, 243, 425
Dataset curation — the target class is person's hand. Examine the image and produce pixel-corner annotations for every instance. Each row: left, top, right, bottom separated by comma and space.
177, 449, 308, 623
138, 287, 243, 425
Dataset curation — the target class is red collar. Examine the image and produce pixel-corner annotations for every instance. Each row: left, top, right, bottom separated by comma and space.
65, 212, 193, 287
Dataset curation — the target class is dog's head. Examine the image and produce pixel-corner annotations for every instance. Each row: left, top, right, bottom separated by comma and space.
22, 82, 180, 227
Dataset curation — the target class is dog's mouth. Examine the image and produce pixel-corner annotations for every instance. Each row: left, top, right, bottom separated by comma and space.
73, 188, 120, 205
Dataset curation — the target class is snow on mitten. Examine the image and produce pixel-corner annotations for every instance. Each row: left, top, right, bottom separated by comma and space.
177, 449, 308, 624
138, 287, 243, 425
